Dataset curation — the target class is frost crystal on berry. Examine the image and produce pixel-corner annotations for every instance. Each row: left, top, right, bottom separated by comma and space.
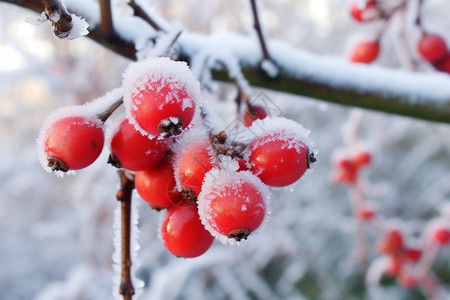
198, 168, 271, 245
122, 57, 201, 139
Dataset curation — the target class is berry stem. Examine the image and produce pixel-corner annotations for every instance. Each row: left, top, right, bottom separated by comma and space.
128, 0, 165, 33
392, 1, 417, 71
97, 97, 123, 123
99, 0, 114, 38
116, 170, 136, 300
42, 0, 73, 38
349, 180, 369, 273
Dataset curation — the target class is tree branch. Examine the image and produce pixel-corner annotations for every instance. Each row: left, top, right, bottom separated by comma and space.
116, 170, 135, 300
249, 0, 271, 62
42, 0, 72, 38
99, 0, 114, 38
3, 0, 450, 123
128, 0, 165, 32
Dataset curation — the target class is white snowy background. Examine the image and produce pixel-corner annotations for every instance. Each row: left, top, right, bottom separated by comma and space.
1, 0, 450, 299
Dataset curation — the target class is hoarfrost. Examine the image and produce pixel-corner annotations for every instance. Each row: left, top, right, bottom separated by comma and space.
197, 168, 271, 245
122, 57, 201, 138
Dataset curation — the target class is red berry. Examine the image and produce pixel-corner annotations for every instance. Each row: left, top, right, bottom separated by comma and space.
135, 158, 183, 210
123, 57, 199, 138
160, 200, 214, 258
198, 169, 269, 243
243, 105, 268, 127
350, 0, 379, 22
418, 34, 447, 63
350, 41, 380, 64
173, 140, 217, 196
41, 115, 104, 171
354, 151, 371, 167
433, 53, 450, 73
109, 119, 170, 171
432, 227, 450, 245
357, 206, 376, 221
247, 118, 312, 187
405, 248, 422, 262
378, 229, 404, 257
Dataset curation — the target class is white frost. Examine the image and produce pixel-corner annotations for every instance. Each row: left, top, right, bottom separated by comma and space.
197, 168, 271, 245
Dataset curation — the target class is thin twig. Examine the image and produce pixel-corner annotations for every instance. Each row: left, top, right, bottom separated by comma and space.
42, 0, 72, 38
98, 97, 123, 123
128, 0, 165, 32
99, 0, 114, 38
116, 170, 135, 300
349, 181, 369, 273
249, 0, 271, 62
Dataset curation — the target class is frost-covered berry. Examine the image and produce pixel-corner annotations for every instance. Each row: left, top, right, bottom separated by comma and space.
38, 114, 104, 172
243, 105, 267, 127
418, 34, 448, 63
160, 200, 214, 258
198, 169, 270, 243
122, 57, 200, 138
350, 0, 379, 22
350, 41, 380, 64
109, 119, 170, 171
135, 158, 183, 210
378, 229, 404, 257
432, 227, 450, 246
172, 127, 218, 197
246, 117, 314, 187
405, 248, 422, 262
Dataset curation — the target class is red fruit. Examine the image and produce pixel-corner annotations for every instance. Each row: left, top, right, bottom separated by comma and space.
42, 116, 104, 171
378, 229, 404, 257
247, 118, 313, 187
354, 151, 371, 167
357, 206, 376, 221
405, 248, 422, 262
432, 227, 450, 245
123, 57, 199, 138
135, 158, 183, 210
433, 53, 450, 73
198, 169, 269, 242
350, 41, 380, 64
109, 119, 170, 171
160, 200, 214, 258
243, 105, 268, 127
350, 0, 379, 22
418, 34, 447, 63
174, 140, 217, 196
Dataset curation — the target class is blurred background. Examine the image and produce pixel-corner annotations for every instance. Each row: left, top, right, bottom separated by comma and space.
1, 0, 450, 299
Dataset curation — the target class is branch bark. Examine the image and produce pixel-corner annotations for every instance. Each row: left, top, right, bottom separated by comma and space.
116, 170, 135, 300
3, 0, 450, 124
99, 0, 114, 38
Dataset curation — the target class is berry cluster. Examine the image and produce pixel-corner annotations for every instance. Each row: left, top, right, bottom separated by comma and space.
348, 0, 450, 74
37, 57, 316, 258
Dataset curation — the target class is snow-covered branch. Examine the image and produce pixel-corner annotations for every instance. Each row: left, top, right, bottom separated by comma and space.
4, 0, 450, 123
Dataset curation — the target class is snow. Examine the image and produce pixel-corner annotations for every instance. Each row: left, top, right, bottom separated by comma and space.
179, 31, 450, 106
197, 168, 271, 245
26, 5, 89, 40
122, 56, 201, 138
